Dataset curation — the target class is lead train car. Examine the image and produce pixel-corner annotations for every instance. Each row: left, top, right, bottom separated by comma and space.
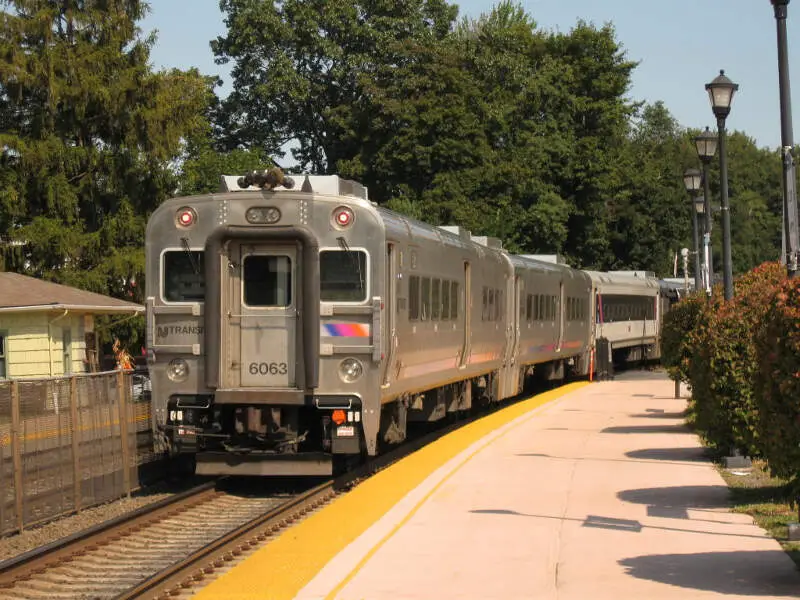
145, 174, 631, 476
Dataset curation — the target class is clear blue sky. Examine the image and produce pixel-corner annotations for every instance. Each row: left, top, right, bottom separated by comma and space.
141, 0, 800, 150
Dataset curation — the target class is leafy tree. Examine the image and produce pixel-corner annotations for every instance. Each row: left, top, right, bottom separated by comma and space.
609, 102, 695, 276
0, 0, 212, 354
546, 22, 638, 268
177, 137, 272, 196
212, 0, 458, 173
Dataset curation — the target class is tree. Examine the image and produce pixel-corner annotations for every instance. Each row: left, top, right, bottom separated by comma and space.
545, 22, 638, 268
212, 0, 458, 173
0, 0, 212, 302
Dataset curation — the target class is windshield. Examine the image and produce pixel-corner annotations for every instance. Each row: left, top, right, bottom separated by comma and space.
320, 250, 367, 302
163, 250, 205, 302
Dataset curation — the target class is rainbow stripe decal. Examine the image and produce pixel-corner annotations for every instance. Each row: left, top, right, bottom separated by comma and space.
322, 323, 371, 338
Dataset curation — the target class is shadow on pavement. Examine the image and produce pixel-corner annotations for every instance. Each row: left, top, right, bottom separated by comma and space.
625, 447, 711, 462
628, 410, 688, 420
602, 424, 692, 434
619, 551, 800, 596
618, 485, 730, 509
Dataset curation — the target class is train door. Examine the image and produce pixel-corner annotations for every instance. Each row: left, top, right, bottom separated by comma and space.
507, 275, 523, 393
230, 243, 298, 388
382, 243, 398, 387
459, 261, 471, 368
556, 280, 565, 353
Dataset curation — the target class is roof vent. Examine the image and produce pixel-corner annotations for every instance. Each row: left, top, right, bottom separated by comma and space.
437, 225, 472, 241
470, 235, 503, 250
521, 254, 568, 265
220, 173, 368, 201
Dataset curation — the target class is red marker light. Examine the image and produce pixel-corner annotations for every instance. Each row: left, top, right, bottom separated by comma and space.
332, 206, 354, 229
176, 207, 196, 228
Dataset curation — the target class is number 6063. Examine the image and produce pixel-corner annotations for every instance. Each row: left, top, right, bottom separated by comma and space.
248, 362, 288, 375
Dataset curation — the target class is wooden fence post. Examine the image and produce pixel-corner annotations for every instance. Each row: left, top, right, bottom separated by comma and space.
69, 376, 81, 512
116, 371, 131, 498
10, 381, 23, 532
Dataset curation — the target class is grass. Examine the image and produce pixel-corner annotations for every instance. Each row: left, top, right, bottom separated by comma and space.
717, 458, 800, 568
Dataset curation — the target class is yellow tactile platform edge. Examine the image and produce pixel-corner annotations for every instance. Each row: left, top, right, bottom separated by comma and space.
192, 382, 588, 600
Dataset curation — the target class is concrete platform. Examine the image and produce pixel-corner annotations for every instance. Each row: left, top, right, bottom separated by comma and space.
193, 372, 800, 599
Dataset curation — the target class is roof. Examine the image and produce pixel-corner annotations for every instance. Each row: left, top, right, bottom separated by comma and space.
0, 272, 144, 314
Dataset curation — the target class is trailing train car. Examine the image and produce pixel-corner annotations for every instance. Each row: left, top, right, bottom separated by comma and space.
586, 271, 662, 365
144, 170, 663, 476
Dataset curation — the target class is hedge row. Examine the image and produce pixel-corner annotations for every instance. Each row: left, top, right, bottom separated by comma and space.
661, 262, 800, 483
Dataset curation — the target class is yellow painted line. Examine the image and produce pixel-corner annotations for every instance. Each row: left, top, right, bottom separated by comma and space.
0, 412, 150, 448
192, 381, 589, 600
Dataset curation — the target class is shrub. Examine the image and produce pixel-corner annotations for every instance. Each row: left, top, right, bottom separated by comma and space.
687, 262, 784, 455
754, 275, 800, 482
660, 293, 707, 383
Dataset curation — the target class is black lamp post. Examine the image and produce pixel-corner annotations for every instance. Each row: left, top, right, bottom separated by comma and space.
694, 126, 718, 291
705, 70, 738, 301
771, 0, 799, 277
683, 168, 703, 292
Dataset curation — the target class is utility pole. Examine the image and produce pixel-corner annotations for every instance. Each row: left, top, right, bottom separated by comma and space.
772, 0, 800, 276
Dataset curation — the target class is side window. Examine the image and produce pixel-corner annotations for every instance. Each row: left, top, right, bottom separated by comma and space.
0, 332, 6, 379
482, 286, 488, 321
451, 282, 459, 319
495, 289, 503, 321
421, 277, 431, 321
409, 276, 420, 320
441, 280, 451, 320
526, 294, 533, 322
487, 288, 495, 322
432, 279, 441, 321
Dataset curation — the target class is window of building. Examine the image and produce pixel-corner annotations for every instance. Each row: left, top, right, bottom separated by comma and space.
320, 250, 368, 302
163, 250, 205, 302
243, 255, 292, 307
0, 333, 6, 378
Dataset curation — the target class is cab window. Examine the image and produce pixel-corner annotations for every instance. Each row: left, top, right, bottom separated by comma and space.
320, 250, 368, 302
163, 250, 205, 302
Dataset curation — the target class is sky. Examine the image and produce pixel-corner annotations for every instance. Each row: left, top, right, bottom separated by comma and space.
141, 0, 800, 150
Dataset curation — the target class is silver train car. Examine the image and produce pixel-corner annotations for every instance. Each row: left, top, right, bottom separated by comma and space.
144, 172, 662, 476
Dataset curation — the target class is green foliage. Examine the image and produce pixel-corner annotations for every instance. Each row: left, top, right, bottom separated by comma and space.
212, 0, 457, 172
753, 275, 800, 481
660, 293, 707, 383
687, 263, 785, 455
0, 0, 213, 351
0, 0, 213, 280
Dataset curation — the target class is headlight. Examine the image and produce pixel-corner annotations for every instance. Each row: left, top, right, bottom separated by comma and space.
338, 358, 363, 383
167, 358, 190, 382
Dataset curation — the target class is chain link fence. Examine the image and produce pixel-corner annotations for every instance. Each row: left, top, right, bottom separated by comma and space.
0, 370, 158, 536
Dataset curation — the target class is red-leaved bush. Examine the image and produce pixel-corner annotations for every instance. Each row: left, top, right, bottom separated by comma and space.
753, 274, 800, 480
686, 262, 785, 455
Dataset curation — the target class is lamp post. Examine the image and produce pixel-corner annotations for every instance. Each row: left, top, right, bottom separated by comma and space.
771, 0, 799, 277
705, 70, 738, 301
694, 126, 718, 291
683, 168, 703, 292
694, 197, 708, 292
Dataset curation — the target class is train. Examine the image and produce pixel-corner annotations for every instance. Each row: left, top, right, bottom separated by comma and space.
144, 170, 674, 476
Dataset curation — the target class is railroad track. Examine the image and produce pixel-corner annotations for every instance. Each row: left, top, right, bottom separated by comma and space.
0, 477, 326, 600
0, 378, 575, 600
